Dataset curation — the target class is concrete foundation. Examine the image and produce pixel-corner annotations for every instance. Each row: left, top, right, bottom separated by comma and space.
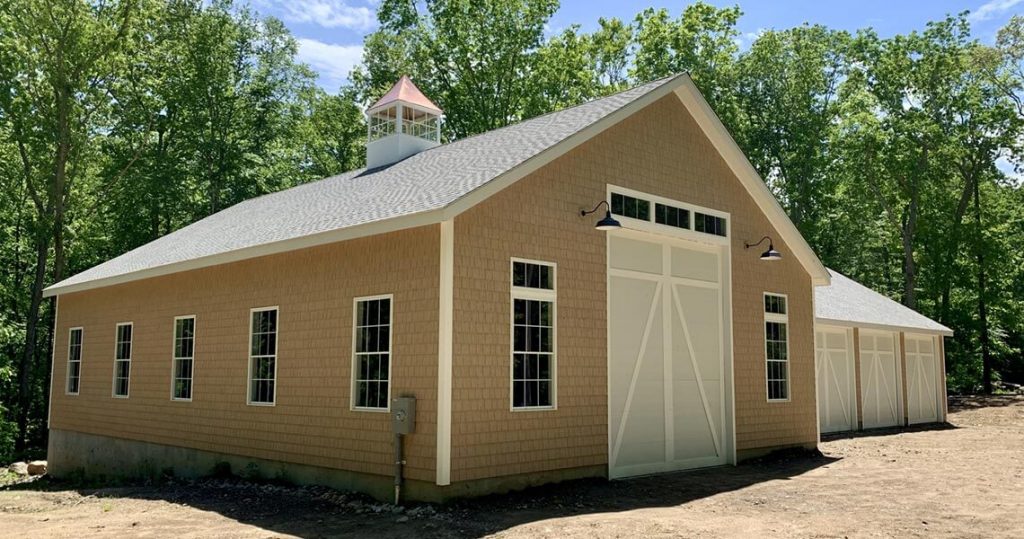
47, 429, 605, 503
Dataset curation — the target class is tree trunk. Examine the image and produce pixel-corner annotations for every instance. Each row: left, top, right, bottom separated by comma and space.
939, 176, 976, 324
901, 190, 919, 309
16, 236, 49, 453
974, 181, 992, 394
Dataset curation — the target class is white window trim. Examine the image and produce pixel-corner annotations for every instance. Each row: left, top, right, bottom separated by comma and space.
112, 322, 133, 399
350, 294, 394, 413
509, 258, 558, 411
247, 306, 279, 407
606, 184, 731, 246
764, 292, 790, 403
171, 315, 196, 402
66, 327, 83, 396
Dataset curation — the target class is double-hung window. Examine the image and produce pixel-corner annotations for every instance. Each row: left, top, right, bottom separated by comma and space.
67, 328, 83, 395
764, 293, 790, 401
112, 323, 133, 398
511, 259, 556, 409
172, 316, 196, 401
248, 308, 278, 405
352, 295, 392, 410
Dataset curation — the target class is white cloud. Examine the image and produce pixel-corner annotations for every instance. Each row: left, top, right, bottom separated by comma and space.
296, 38, 364, 91
969, 0, 1024, 23
270, 0, 375, 30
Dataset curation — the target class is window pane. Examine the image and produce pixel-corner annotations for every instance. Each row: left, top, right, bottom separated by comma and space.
654, 203, 690, 229
695, 213, 727, 237
610, 192, 652, 221
354, 298, 391, 408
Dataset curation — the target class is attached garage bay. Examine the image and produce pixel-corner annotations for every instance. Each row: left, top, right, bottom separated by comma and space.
815, 326, 856, 433
815, 270, 952, 433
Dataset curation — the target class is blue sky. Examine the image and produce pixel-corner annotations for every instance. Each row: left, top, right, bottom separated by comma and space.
249, 0, 1023, 93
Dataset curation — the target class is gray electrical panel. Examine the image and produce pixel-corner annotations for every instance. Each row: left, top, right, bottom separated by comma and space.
392, 396, 416, 434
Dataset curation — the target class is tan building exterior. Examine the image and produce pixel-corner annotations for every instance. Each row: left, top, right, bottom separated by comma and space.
47, 74, 937, 503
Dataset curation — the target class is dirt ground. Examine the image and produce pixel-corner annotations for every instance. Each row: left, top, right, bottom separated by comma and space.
2, 395, 1022, 538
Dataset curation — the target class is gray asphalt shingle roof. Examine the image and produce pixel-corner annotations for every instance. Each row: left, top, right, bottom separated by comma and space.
50, 77, 676, 293
815, 269, 952, 335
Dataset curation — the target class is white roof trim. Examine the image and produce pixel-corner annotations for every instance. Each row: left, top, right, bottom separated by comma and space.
672, 78, 830, 286
816, 317, 954, 337
45, 73, 829, 296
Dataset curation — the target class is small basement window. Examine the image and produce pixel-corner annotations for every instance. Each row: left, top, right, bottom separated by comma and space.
353, 296, 392, 410
695, 212, 728, 237
764, 293, 789, 401
113, 323, 133, 398
172, 316, 196, 401
511, 259, 556, 409
249, 308, 278, 405
610, 192, 650, 221
67, 328, 83, 395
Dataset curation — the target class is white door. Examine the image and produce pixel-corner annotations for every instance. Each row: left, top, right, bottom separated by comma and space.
859, 331, 901, 429
815, 327, 856, 433
608, 232, 728, 479
905, 334, 940, 424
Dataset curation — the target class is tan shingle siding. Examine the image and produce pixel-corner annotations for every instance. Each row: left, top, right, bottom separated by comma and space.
51, 227, 440, 481
451, 93, 817, 482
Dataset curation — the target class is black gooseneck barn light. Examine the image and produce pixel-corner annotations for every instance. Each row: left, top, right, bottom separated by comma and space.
744, 236, 782, 261
580, 200, 622, 231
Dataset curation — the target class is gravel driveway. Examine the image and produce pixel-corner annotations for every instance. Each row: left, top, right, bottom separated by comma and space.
2, 395, 1022, 538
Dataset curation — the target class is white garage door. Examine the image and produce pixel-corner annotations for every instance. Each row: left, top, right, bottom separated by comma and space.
859, 331, 901, 429
608, 232, 728, 479
905, 334, 941, 424
815, 327, 856, 433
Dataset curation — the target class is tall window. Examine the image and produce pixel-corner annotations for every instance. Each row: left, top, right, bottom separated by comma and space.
172, 316, 196, 401
112, 323, 132, 398
353, 296, 392, 410
248, 308, 278, 405
511, 259, 556, 409
764, 294, 789, 401
67, 328, 83, 395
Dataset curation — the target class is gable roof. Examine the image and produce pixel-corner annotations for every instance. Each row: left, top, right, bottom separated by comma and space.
45, 74, 829, 297
370, 75, 442, 114
816, 269, 952, 336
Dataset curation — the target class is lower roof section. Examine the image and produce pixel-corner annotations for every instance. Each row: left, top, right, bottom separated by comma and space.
815, 269, 953, 336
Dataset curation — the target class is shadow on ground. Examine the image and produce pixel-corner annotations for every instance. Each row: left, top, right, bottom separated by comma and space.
821, 421, 958, 442
2, 449, 836, 538
948, 394, 1024, 410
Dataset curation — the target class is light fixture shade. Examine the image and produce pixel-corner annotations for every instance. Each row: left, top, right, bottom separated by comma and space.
760, 244, 782, 261
595, 210, 622, 231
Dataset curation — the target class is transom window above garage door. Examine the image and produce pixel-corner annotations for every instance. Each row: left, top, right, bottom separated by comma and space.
608, 186, 729, 240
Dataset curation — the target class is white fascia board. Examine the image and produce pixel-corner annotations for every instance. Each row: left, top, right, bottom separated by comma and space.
43, 208, 446, 297
815, 317, 954, 337
672, 79, 831, 287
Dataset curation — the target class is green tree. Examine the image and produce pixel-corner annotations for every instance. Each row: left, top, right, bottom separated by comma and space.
0, 0, 144, 452
631, 3, 742, 126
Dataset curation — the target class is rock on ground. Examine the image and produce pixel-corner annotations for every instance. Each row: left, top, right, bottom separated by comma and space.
8, 462, 28, 476
27, 461, 47, 476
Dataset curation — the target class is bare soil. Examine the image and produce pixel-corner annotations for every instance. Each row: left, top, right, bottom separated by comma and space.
2, 395, 1023, 538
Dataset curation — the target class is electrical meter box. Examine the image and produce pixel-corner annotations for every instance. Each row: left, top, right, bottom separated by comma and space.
392, 396, 416, 434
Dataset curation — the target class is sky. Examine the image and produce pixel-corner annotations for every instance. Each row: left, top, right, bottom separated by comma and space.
248, 0, 1024, 93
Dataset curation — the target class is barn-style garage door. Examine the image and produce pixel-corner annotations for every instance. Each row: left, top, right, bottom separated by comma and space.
815, 327, 856, 433
607, 232, 728, 479
905, 334, 941, 424
859, 331, 901, 429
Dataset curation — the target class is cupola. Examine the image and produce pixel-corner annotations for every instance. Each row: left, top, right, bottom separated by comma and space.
366, 76, 442, 169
